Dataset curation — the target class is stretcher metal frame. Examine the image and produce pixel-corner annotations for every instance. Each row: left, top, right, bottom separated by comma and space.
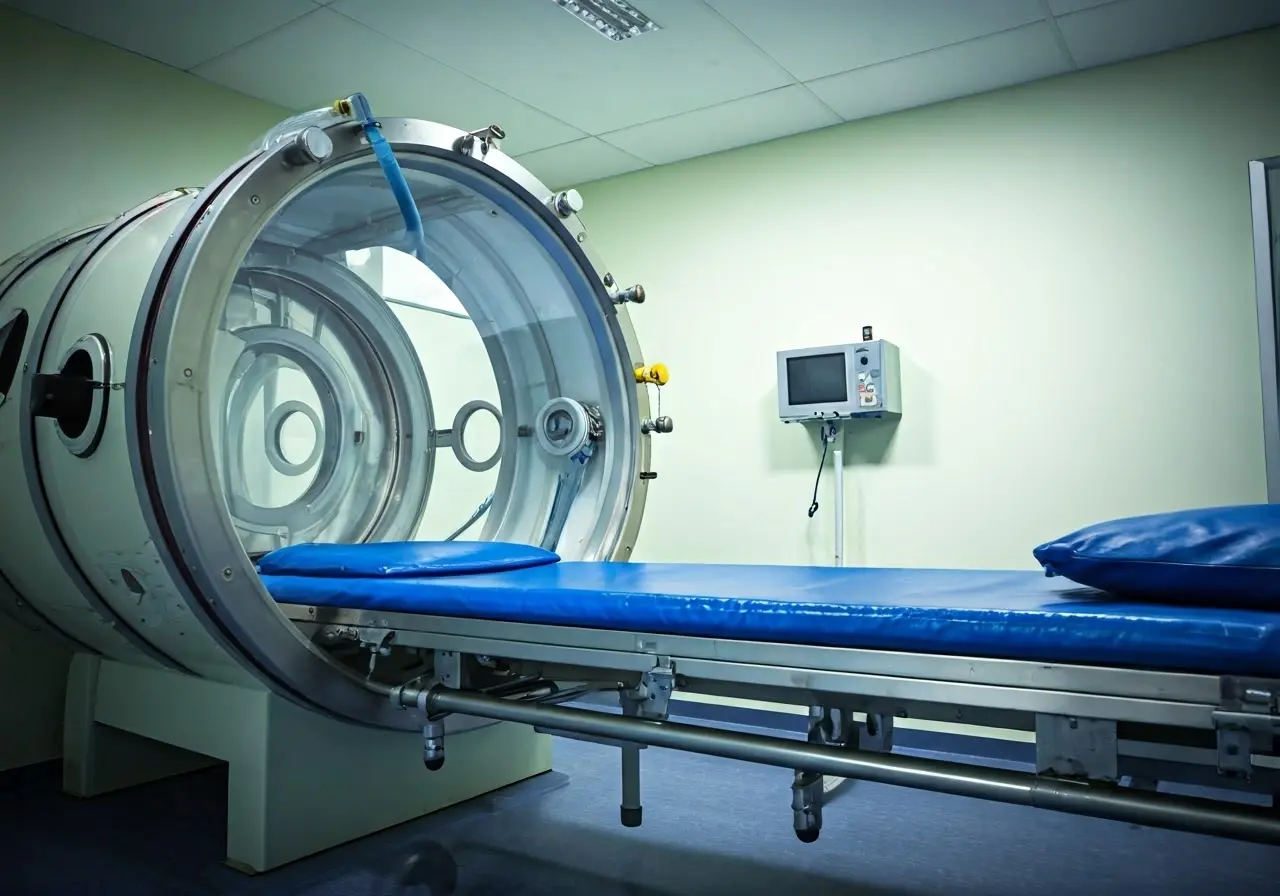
279, 599, 1280, 846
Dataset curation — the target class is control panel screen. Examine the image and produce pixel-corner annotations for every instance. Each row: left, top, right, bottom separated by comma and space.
786, 353, 847, 405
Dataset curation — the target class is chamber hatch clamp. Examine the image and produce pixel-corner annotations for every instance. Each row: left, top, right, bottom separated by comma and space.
453, 124, 505, 158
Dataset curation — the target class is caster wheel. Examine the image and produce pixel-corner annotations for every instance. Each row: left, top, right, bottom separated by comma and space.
795, 828, 820, 843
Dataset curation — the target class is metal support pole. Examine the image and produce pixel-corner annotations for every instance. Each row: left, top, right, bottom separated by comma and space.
832, 423, 844, 567
621, 745, 642, 827
426, 688, 1280, 846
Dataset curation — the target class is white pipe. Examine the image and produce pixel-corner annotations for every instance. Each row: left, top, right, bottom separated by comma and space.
833, 424, 844, 567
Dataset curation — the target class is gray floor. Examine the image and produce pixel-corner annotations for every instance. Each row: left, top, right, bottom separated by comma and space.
2, 716, 1278, 894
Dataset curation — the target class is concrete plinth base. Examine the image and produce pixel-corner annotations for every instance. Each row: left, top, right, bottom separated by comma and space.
62, 654, 551, 872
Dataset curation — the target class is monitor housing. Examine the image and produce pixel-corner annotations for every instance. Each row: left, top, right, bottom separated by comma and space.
777, 340, 902, 423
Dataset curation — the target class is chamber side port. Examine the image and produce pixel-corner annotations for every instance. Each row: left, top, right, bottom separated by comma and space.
48, 348, 96, 439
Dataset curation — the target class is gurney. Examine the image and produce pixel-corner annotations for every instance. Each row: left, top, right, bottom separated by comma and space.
266, 542, 1280, 846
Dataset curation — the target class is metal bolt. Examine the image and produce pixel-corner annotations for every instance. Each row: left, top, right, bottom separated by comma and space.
283, 126, 333, 167
577, 233, 586, 243
222, 567, 234, 580
554, 189, 584, 218
615, 284, 645, 304
183, 368, 193, 378
250, 195, 261, 205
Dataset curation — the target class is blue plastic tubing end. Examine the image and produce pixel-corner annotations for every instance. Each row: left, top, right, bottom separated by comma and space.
349, 93, 428, 262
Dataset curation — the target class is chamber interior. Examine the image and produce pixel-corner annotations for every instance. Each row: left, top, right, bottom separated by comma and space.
205, 154, 619, 686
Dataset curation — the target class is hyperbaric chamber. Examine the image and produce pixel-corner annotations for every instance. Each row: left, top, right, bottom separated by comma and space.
0, 102, 657, 731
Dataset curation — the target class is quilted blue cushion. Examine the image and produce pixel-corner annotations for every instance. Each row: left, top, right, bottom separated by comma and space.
1033, 504, 1280, 608
256, 541, 560, 578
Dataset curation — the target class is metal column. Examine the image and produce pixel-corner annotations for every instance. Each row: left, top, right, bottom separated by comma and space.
1249, 156, 1280, 502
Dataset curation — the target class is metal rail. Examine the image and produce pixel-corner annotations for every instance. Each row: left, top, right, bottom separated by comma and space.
427, 688, 1280, 846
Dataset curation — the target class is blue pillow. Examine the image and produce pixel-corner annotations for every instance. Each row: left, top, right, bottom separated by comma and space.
1033, 504, 1280, 609
256, 540, 560, 578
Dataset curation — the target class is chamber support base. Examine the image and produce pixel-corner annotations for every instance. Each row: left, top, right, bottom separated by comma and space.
63, 655, 552, 872
63, 654, 219, 795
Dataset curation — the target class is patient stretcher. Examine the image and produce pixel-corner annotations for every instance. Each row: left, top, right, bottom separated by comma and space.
267, 549, 1280, 846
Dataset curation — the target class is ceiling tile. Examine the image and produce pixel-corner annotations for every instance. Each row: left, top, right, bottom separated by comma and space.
807, 22, 1071, 121
601, 86, 841, 165
704, 0, 1048, 83
190, 8, 584, 154
1045, 0, 1117, 14
1057, 0, 1280, 69
2, 0, 319, 69
331, 0, 792, 135
515, 139, 650, 190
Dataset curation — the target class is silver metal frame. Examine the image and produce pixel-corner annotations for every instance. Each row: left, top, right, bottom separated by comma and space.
1250, 156, 1280, 502
426, 687, 1280, 845
281, 604, 1224, 726
278, 601, 1280, 844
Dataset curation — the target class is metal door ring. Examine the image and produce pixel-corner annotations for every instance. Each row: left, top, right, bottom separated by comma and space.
452, 399, 502, 472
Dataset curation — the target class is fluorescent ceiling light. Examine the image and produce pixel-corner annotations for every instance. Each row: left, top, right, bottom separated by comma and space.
553, 0, 660, 41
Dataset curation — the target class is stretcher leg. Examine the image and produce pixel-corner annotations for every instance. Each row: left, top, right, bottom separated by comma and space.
792, 769, 824, 842
621, 744, 642, 827
792, 705, 833, 842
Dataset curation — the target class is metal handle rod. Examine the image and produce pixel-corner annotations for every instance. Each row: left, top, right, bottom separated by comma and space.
427, 688, 1280, 845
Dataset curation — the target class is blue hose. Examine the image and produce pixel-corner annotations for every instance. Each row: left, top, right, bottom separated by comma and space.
349, 93, 429, 264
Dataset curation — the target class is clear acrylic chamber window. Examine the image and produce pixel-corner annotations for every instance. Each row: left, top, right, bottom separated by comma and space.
345, 244, 501, 541
208, 155, 615, 556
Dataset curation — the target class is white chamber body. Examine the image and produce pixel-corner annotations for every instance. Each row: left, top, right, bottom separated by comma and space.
0, 115, 653, 730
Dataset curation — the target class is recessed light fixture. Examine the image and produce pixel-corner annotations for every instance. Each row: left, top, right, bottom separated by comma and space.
553, 0, 660, 41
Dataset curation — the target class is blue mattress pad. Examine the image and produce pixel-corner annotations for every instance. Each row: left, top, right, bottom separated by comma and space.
262, 561, 1280, 677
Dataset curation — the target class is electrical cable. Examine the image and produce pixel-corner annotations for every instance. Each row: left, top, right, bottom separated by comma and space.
807, 421, 838, 519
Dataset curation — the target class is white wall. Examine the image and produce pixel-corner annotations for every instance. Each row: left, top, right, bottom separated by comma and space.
0, 7, 289, 772
580, 27, 1280, 571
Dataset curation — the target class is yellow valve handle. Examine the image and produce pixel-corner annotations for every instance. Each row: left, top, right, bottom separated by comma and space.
634, 363, 669, 386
